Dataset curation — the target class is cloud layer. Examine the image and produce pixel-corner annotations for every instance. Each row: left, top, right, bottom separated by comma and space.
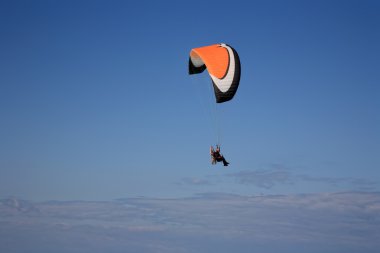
220, 167, 379, 191
1, 192, 380, 253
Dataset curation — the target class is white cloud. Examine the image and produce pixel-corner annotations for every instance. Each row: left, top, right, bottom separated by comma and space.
224, 167, 379, 191
227, 169, 293, 188
1, 192, 380, 253
179, 177, 212, 186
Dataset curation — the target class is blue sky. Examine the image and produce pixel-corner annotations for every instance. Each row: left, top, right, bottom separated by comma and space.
1, 1, 380, 253
1, 0, 379, 201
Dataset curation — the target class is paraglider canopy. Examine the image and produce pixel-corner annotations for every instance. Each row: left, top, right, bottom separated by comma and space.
189, 43, 241, 103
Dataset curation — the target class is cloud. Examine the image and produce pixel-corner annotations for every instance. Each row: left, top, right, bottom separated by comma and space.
297, 174, 379, 190
224, 166, 379, 191
226, 169, 293, 189
0, 197, 40, 214
1, 193, 380, 253
179, 177, 212, 186
348, 178, 379, 191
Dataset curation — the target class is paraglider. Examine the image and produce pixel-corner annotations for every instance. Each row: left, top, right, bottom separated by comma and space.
188, 43, 241, 166
210, 145, 229, 166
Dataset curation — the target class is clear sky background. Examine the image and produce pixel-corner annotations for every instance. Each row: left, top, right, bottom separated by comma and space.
1, 0, 379, 201
1, 1, 380, 253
